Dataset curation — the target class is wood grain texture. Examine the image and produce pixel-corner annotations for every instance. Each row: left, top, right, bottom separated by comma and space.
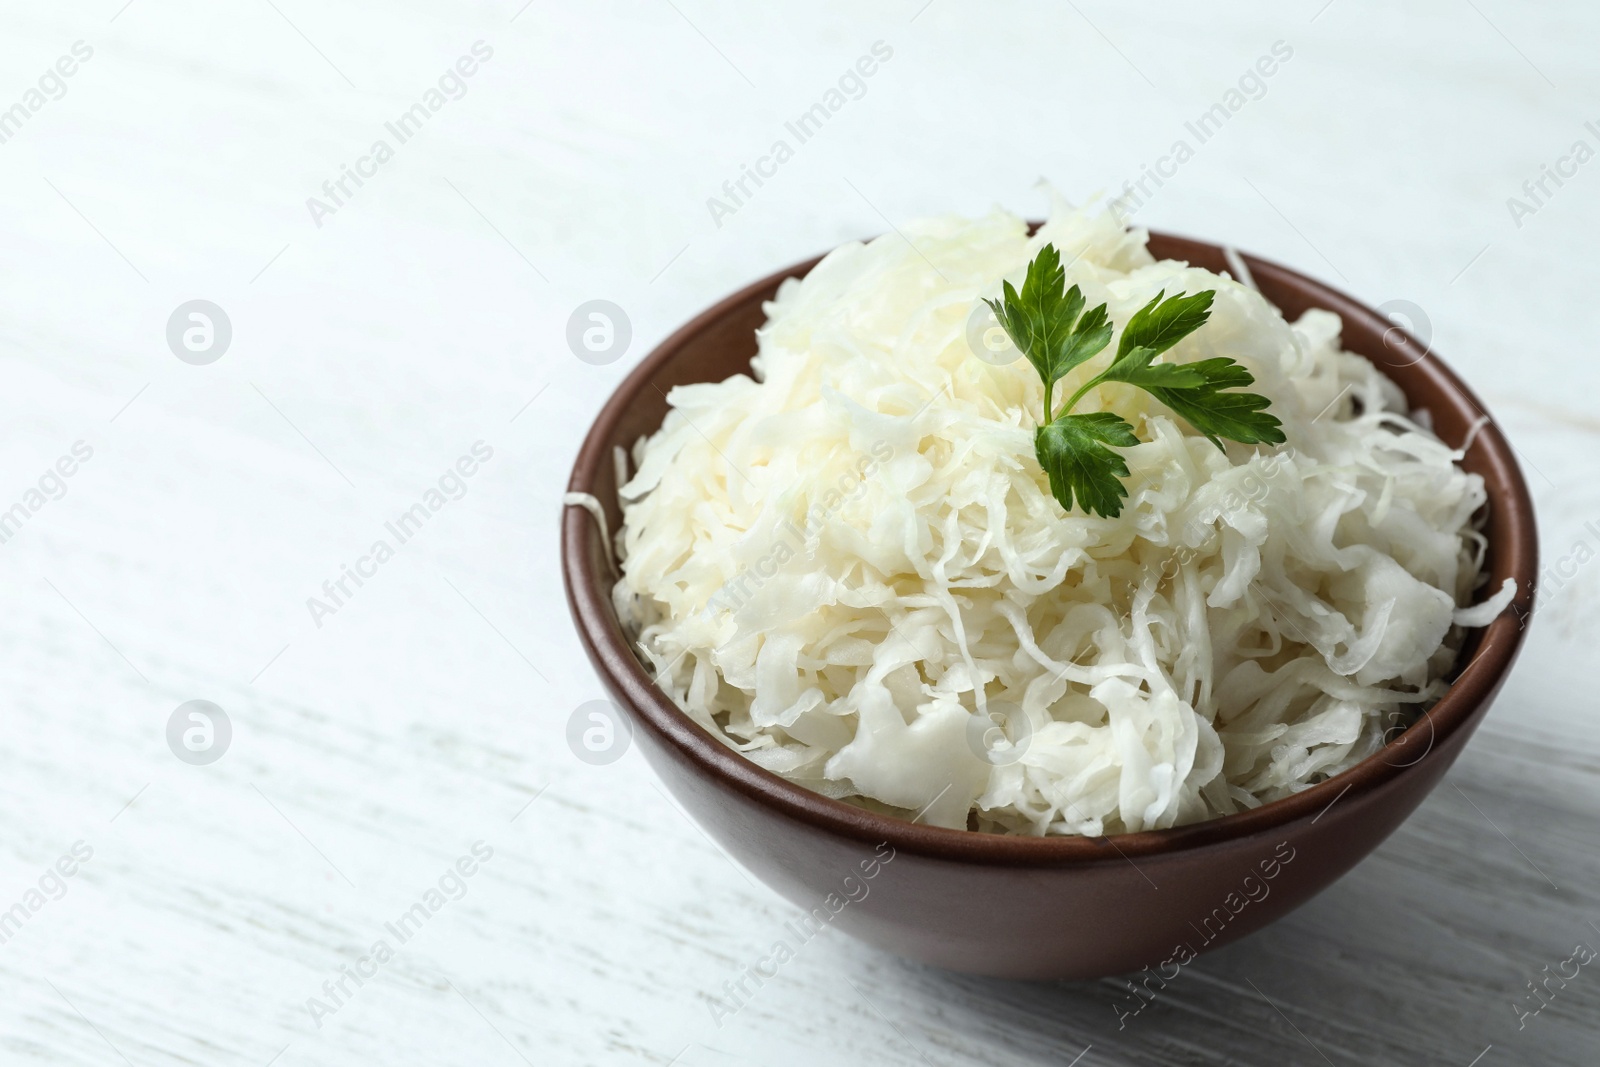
0, 0, 1595, 1063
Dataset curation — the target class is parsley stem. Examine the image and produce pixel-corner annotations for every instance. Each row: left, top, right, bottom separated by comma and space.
1042, 379, 1055, 426
1060, 371, 1107, 420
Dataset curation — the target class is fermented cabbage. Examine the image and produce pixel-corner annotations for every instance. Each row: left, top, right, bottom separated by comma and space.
607, 194, 1514, 835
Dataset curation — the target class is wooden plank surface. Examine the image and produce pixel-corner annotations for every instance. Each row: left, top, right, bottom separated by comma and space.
0, 1, 1595, 1063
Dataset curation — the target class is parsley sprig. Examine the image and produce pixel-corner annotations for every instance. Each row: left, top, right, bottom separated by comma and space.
984, 243, 1285, 518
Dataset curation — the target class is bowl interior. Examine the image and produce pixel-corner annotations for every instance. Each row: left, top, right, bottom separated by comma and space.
563, 230, 1538, 862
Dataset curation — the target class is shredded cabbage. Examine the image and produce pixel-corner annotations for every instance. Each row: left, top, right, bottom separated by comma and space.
610, 193, 1513, 836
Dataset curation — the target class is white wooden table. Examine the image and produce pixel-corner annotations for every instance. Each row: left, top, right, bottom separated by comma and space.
1, 1, 1595, 1063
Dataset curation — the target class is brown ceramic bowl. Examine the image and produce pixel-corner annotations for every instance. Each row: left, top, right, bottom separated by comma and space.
562, 232, 1537, 980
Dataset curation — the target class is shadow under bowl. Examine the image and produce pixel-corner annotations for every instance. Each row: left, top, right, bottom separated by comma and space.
562, 231, 1538, 980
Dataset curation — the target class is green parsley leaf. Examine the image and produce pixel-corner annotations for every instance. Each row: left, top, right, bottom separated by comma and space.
1116, 289, 1215, 360
1034, 412, 1140, 519
1099, 345, 1208, 390
1145, 358, 1286, 449
1053, 302, 1113, 382
984, 245, 1287, 519
984, 243, 1111, 389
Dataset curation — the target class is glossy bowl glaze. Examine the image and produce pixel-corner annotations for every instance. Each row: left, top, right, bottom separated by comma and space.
562, 232, 1537, 979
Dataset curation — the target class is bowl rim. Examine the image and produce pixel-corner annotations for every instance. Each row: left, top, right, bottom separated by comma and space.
562, 230, 1538, 867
